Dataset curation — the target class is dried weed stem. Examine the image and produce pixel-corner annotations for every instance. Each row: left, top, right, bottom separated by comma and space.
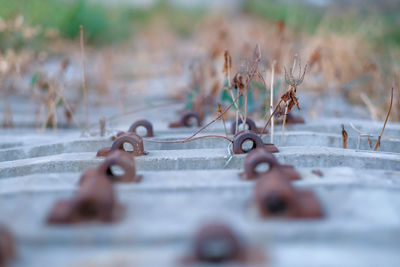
374, 87, 394, 151
80, 25, 89, 130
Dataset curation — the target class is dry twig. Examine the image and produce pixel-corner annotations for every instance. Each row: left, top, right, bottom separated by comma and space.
218, 103, 228, 138
342, 124, 348, 149
373, 87, 394, 151
269, 61, 276, 143
80, 25, 89, 130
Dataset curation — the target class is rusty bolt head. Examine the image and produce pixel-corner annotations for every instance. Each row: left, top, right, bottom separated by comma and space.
99, 150, 141, 183
0, 226, 15, 266
110, 134, 145, 156
128, 119, 154, 137
255, 173, 296, 217
48, 174, 117, 224
254, 173, 323, 219
169, 110, 202, 128
241, 148, 299, 181
242, 148, 279, 180
232, 131, 264, 154
193, 222, 244, 263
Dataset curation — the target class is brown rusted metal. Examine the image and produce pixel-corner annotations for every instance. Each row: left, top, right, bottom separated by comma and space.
181, 222, 267, 265
241, 148, 299, 181
190, 222, 246, 263
312, 169, 324, 177
99, 150, 141, 183
0, 226, 15, 266
254, 172, 323, 219
232, 131, 279, 154
111, 131, 126, 141
169, 110, 202, 128
110, 134, 146, 156
128, 119, 154, 137
47, 172, 117, 224
232, 131, 264, 154
96, 146, 112, 157
263, 143, 279, 153
230, 118, 269, 135
277, 113, 305, 124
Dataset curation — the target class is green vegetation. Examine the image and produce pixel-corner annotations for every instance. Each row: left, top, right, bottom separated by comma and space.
244, 0, 400, 48
0, 0, 205, 46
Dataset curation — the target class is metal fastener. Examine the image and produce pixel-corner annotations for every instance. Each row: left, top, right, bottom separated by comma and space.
232, 131, 279, 154
0, 226, 15, 266
128, 119, 154, 137
169, 110, 202, 128
241, 148, 299, 181
110, 133, 146, 156
254, 173, 323, 219
47, 172, 117, 224
99, 150, 142, 183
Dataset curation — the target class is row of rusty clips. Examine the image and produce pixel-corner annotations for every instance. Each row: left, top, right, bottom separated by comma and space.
47, 121, 148, 224
181, 149, 322, 265
242, 148, 323, 219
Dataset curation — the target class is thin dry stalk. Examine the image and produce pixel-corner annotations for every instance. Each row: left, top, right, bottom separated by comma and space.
374, 87, 394, 151
235, 89, 240, 133
243, 86, 249, 131
218, 103, 228, 138
281, 105, 289, 145
360, 92, 380, 120
260, 99, 283, 135
367, 137, 373, 148
80, 25, 89, 130
270, 61, 276, 143
280, 56, 307, 145
40, 83, 57, 131
1, 77, 13, 128
223, 50, 243, 133
342, 124, 348, 149
185, 89, 243, 142
100, 118, 106, 137
39, 83, 80, 133
242, 44, 261, 132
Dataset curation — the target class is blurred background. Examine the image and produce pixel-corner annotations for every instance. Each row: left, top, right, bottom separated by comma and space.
0, 0, 399, 129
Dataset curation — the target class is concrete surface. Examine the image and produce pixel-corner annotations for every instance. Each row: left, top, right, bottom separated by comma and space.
0, 90, 399, 267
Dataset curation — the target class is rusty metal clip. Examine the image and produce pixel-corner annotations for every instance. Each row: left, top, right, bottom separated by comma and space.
232, 131, 279, 154
99, 131, 147, 157
181, 222, 245, 264
128, 119, 154, 137
169, 110, 202, 128
0, 226, 15, 266
98, 150, 142, 183
110, 134, 146, 156
47, 172, 117, 224
240, 148, 300, 181
230, 118, 268, 135
181, 222, 266, 265
254, 172, 323, 219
